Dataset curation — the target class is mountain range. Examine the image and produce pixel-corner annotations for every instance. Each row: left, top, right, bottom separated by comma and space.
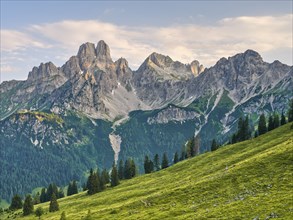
0, 40, 292, 201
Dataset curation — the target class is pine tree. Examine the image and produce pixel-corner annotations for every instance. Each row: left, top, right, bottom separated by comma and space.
144, 156, 151, 174
67, 182, 72, 196
87, 168, 101, 195
118, 160, 124, 180
35, 207, 44, 220
10, 194, 23, 210
58, 188, 65, 198
273, 113, 280, 129
231, 133, 237, 144
154, 154, 160, 171
288, 99, 293, 122
47, 183, 58, 200
173, 152, 179, 164
101, 169, 110, 186
186, 139, 192, 158
110, 163, 119, 187
211, 139, 218, 151
40, 188, 47, 203
23, 194, 34, 216
130, 159, 136, 178
33, 192, 40, 205
258, 113, 267, 135
268, 115, 274, 131
72, 181, 78, 195
180, 145, 186, 161
124, 159, 132, 179
60, 211, 67, 220
281, 112, 286, 125
49, 193, 59, 212
103, 169, 110, 184
161, 153, 169, 169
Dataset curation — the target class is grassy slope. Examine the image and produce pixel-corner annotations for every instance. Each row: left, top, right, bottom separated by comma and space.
5, 123, 293, 220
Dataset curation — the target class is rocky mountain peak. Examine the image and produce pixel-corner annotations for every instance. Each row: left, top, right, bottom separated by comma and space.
147, 52, 173, 68
96, 40, 113, 63
190, 60, 205, 76
231, 49, 263, 65
27, 62, 58, 81
77, 42, 96, 71
77, 42, 96, 59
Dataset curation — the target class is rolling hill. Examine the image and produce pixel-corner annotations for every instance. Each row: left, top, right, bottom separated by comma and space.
3, 122, 293, 219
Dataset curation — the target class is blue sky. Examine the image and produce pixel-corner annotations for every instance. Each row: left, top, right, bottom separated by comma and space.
1, 1, 292, 82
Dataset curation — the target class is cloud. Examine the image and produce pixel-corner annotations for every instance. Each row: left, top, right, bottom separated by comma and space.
1, 14, 292, 81
1, 30, 51, 51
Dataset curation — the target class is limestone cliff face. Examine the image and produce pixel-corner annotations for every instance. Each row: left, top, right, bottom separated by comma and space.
0, 41, 292, 123
147, 105, 200, 124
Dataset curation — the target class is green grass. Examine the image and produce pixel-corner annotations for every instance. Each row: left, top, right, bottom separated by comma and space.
3, 123, 293, 219
17, 110, 64, 125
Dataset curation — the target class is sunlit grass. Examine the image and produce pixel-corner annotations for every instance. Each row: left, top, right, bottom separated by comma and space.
3, 123, 293, 219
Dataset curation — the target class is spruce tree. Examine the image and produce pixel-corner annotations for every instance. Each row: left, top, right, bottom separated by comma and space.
288, 99, 293, 122
173, 152, 179, 164
154, 154, 160, 171
186, 139, 192, 158
281, 112, 286, 125
243, 115, 250, 140
87, 168, 101, 195
23, 194, 34, 216
161, 153, 169, 169
118, 159, 124, 180
258, 113, 267, 135
47, 183, 58, 200
110, 163, 119, 187
40, 188, 47, 203
10, 194, 23, 210
268, 115, 274, 131
33, 192, 40, 205
72, 181, 78, 195
236, 117, 244, 141
101, 169, 110, 186
35, 207, 44, 220
273, 113, 280, 129
130, 159, 136, 178
211, 139, 218, 151
67, 182, 72, 196
58, 188, 65, 198
180, 145, 186, 161
144, 156, 151, 174
49, 193, 59, 212
144, 155, 154, 173
124, 159, 132, 179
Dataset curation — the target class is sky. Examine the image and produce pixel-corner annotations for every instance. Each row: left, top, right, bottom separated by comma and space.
1, 0, 292, 82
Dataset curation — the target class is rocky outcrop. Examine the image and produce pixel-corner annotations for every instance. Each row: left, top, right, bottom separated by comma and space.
147, 105, 200, 124
0, 42, 292, 123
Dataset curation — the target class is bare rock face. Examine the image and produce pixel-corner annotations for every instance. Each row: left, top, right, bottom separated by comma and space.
0, 41, 292, 123
77, 42, 96, 71
147, 105, 200, 124
132, 52, 203, 109
190, 60, 205, 76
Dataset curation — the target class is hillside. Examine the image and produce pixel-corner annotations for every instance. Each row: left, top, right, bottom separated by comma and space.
3, 123, 293, 219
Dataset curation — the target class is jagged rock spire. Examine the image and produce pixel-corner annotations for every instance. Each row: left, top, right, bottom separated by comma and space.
96, 40, 113, 63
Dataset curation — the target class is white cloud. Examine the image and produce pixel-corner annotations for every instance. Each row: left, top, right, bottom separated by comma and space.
0, 30, 51, 51
1, 14, 292, 81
